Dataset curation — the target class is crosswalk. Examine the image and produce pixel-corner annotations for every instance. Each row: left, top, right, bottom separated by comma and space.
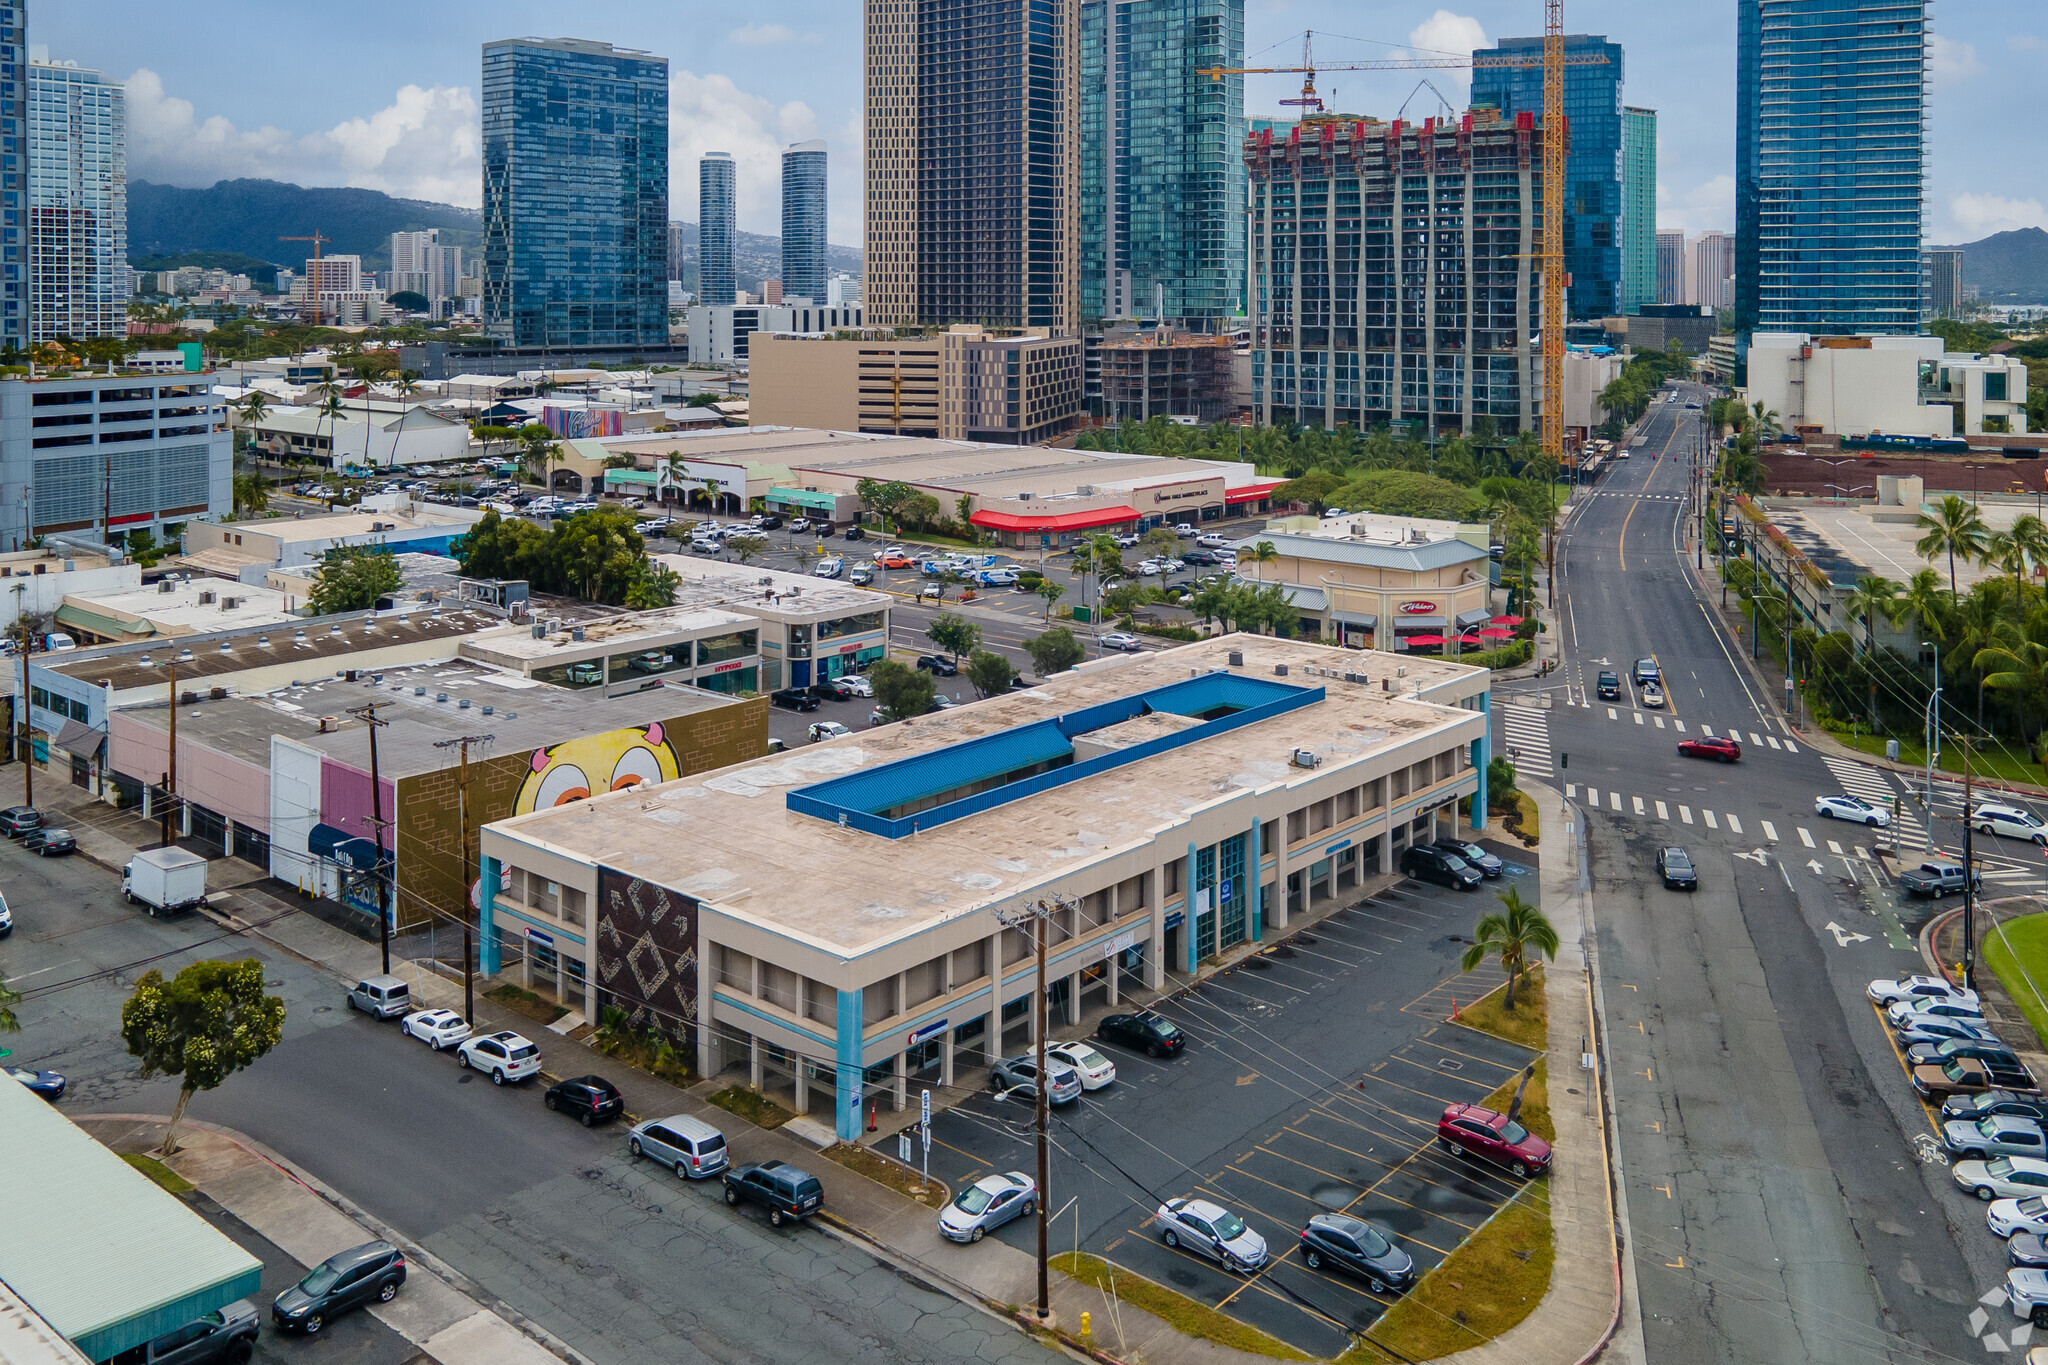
1497, 705, 1553, 776
1559, 700, 1803, 754
1820, 754, 1926, 846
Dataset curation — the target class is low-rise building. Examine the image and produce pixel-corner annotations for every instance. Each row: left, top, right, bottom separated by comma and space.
1231, 513, 1495, 650
686, 303, 863, 367
1744, 333, 2030, 440
462, 605, 767, 699
0, 544, 139, 632
650, 555, 892, 690
181, 502, 486, 580
237, 401, 472, 471
54, 577, 297, 644
481, 635, 1493, 1139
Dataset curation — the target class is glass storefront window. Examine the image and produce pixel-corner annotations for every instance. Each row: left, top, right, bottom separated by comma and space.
609, 645, 689, 681
534, 658, 606, 689
696, 629, 758, 665
696, 666, 757, 695
817, 611, 885, 641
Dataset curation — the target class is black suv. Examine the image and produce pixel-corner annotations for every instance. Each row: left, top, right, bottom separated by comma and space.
1096, 1011, 1185, 1057
544, 1074, 624, 1126
723, 1160, 825, 1227
770, 688, 821, 712
755, 514, 784, 530
1595, 671, 1621, 701
843, 525, 867, 541
272, 1241, 405, 1334
916, 655, 960, 676
111, 1299, 260, 1364
1657, 846, 1698, 890
1943, 1090, 2048, 1124
1400, 845, 1483, 890
812, 678, 857, 701
1432, 838, 1502, 878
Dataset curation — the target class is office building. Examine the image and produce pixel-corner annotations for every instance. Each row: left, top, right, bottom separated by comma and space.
1471, 33, 1624, 320
667, 220, 688, 282
481, 635, 1491, 1139
1744, 332, 2027, 439
0, 370, 230, 549
1621, 106, 1656, 314
1244, 111, 1542, 434
699, 152, 737, 306
683, 302, 862, 366
863, 0, 1080, 333
1736, 0, 1926, 338
1613, 303, 1715, 355
781, 140, 828, 303
389, 228, 464, 305
1078, 0, 1245, 330
0, 9, 24, 353
27, 53, 126, 344
481, 37, 669, 349
1656, 230, 1686, 306
1925, 249, 1964, 320
827, 274, 861, 306
1689, 231, 1735, 313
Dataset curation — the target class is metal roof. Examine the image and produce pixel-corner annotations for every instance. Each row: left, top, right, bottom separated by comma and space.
1233, 533, 1486, 573
0, 1078, 261, 1360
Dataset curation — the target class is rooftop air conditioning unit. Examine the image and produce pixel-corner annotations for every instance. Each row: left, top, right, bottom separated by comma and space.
209, 686, 228, 700
1396, 665, 1408, 678
318, 716, 338, 733
1291, 748, 1321, 769
179, 690, 199, 705
435, 692, 449, 703
415, 686, 427, 696
198, 591, 216, 605
1227, 650, 1244, 667
571, 626, 586, 642
1274, 663, 1288, 676
531, 622, 547, 639
158, 580, 176, 594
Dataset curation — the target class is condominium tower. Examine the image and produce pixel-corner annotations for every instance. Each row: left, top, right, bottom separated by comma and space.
1689, 231, 1735, 312
1471, 34, 1624, 320
1078, 0, 1245, 331
699, 152, 736, 306
0, 7, 23, 352
1736, 0, 1926, 338
481, 37, 670, 349
1655, 230, 1686, 306
1621, 106, 1656, 314
863, 0, 1081, 333
781, 140, 828, 303
1925, 248, 1963, 320
27, 52, 126, 342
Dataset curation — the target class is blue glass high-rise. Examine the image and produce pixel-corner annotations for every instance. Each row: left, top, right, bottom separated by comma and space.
481, 37, 669, 349
1736, 0, 1925, 339
1471, 34, 1624, 321
699, 152, 736, 307
781, 141, 828, 303
0, 4, 25, 353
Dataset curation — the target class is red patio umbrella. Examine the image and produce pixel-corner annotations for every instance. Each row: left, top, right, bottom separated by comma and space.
1489, 615, 1525, 626
1403, 634, 1445, 647
1454, 634, 1485, 647
1476, 626, 1516, 640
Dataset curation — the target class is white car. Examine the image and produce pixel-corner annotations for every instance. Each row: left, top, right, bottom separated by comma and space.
1162, 558, 1185, 574
1046, 1041, 1117, 1090
457, 1030, 541, 1085
1991, 1195, 2048, 1239
1099, 632, 1144, 652
789, 517, 813, 533
1975, 803, 2048, 845
1884, 996, 1983, 1027
1867, 973, 1979, 1009
2009, 1267, 2048, 1329
1155, 1197, 1268, 1271
1114, 533, 1143, 548
1955, 1155, 2048, 1202
839, 674, 874, 698
1172, 523, 1197, 536
1195, 533, 1230, 548
401, 1007, 471, 1051
808, 721, 852, 742
1137, 559, 1164, 576
1639, 683, 1665, 709
1815, 794, 1888, 827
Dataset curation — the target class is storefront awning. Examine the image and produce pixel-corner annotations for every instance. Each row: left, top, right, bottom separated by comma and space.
54, 604, 154, 640
52, 719, 106, 758
1332, 612, 1378, 630
1225, 480, 1288, 504
1392, 616, 1445, 633
769, 486, 841, 511
970, 505, 1140, 533
1454, 607, 1493, 629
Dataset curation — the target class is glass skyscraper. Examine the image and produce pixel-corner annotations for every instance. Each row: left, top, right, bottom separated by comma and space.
1078, 0, 1244, 331
27, 54, 125, 343
1736, 0, 1925, 339
0, 7, 25, 353
781, 140, 828, 303
1621, 106, 1656, 315
481, 37, 669, 349
1471, 34, 1624, 320
699, 151, 736, 306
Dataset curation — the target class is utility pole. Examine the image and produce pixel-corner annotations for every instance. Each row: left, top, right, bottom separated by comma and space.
349, 702, 392, 975
13, 610, 30, 807
435, 733, 494, 1022
161, 660, 178, 848
1960, 735, 1977, 990
994, 891, 1077, 1324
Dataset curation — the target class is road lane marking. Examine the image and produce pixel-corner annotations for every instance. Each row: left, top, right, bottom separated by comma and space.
1765, 735, 1782, 750
1654, 716, 1666, 729
1680, 806, 1693, 824
1635, 796, 1648, 815
1828, 840, 1844, 855
1799, 827, 1817, 848
1566, 784, 1576, 798
1634, 712, 1644, 726
1608, 707, 1618, 720
1761, 820, 1777, 841
1585, 786, 1598, 806
1654, 800, 1668, 819
1675, 720, 1686, 733
1750, 732, 1763, 746
1705, 810, 1719, 830
1727, 814, 1743, 834
1785, 740, 1800, 754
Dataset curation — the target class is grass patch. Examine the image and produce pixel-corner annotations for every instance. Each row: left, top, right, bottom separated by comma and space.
122, 1152, 194, 1194
485, 982, 570, 1026
705, 1085, 795, 1130
1347, 1191, 1555, 1361
823, 1143, 950, 1209
1496, 790, 1539, 846
1455, 966, 1550, 1053
1049, 1253, 1312, 1361
1823, 724, 2045, 788
1980, 913, 2048, 1052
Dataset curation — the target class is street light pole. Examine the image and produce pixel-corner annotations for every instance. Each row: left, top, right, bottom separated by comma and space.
994, 891, 1078, 1324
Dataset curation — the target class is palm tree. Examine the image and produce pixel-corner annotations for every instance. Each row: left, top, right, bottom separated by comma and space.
1749, 400, 1779, 440
1900, 567, 1951, 650
1976, 625, 2048, 749
315, 385, 347, 474
1841, 574, 1902, 658
1237, 540, 1279, 570
1916, 494, 1990, 600
1459, 887, 1559, 1012
2003, 514, 2048, 618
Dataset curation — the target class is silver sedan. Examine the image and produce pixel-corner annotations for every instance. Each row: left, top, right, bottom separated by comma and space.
937, 1171, 1037, 1243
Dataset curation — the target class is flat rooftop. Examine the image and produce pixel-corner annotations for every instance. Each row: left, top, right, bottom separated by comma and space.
464, 605, 756, 664
120, 656, 739, 775
66, 579, 297, 634
651, 554, 893, 619
491, 636, 1486, 955
1762, 498, 2026, 590
213, 505, 480, 546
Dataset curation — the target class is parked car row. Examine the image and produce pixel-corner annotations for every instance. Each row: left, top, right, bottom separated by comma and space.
1398, 837, 1504, 891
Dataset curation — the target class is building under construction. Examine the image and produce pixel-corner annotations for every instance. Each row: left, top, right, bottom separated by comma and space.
1096, 327, 1237, 424
1244, 109, 1544, 435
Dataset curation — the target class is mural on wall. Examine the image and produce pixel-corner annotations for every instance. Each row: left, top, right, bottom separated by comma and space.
514, 722, 684, 814
595, 863, 699, 1037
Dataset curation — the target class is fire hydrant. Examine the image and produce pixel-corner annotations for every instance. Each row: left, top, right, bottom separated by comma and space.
1080, 1311, 1091, 1341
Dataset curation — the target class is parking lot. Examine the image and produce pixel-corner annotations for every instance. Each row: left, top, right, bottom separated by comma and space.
891, 860, 1544, 1357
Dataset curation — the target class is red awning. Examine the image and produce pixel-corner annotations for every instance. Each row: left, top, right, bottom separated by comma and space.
1225, 480, 1288, 504
970, 506, 1140, 533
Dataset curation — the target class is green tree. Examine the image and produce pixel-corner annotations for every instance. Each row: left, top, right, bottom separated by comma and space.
1458, 887, 1559, 1012
966, 648, 1016, 698
1143, 526, 1183, 557
387, 290, 431, 312
624, 561, 680, 609
121, 959, 285, 1157
307, 546, 402, 615
1025, 625, 1086, 676
554, 506, 649, 602
927, 611, 982, 663
1034, 577, 1066, 621
232, 473, 269, 516
1273, 471, 1346, 512
729, 533, 765, 566
1237, 540, 1279, 568
855, 477, 916, 533
870, 658, 936, 721
1841, 575, 1902, 658
1916, 494, 1991, 599
0, 971, 18, 1034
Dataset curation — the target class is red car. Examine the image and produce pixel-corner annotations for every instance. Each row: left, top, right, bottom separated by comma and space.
1677, 735, 1742, 763
1438, 1103, 1552, 1177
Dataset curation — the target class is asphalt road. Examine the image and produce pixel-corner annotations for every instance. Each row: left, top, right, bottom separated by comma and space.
1522, 384, 2007, 1362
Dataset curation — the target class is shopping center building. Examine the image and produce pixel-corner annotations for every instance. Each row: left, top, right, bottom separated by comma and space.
479, 635, 1491, 1141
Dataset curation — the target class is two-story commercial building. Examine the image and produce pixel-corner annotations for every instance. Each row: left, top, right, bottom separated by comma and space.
650, 555, 891, 691
1230, 514, 1496, 650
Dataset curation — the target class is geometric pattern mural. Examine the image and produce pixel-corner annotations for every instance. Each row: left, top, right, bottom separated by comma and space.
595, 863, 698, 1037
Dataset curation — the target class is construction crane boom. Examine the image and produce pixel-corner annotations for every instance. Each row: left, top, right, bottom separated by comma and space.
1197, 27, 1607, 115
280, 231, 331, 329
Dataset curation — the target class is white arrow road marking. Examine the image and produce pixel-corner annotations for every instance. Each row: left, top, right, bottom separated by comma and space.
1825, 921, 1872, 946
1808, 859, 1827, 875
1735, 848, 1770, 864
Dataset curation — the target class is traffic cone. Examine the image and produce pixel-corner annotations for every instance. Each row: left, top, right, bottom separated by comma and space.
867, 1100, 877, 1133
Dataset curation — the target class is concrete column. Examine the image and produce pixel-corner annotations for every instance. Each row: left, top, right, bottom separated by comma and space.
696, 950, 720, 1082
1247, 817, 1263, 943
749, 1034, 763, 1089
479, 857, 503, 974
222, 817, 235, 858
1146, 871, 1166, 991
892, 1052, 907, 1112
1269, 836, 1290, 930
1185, 841, 1200, 975
835, 989, 865, 1142
521, 950, 532, 990
795, 1060, 810, 1115
1064, 969, 1081, 1027
1470, 692, 1490, 832
940, 1027, 956, 1091
1104, 880, 1122, 1005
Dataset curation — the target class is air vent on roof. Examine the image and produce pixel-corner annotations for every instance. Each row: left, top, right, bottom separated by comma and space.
1228, 650, 1244, 667
415, 686, 426, 696
294, 630, 307, 644
209, 686, 227, 700
1274, 663, 1288, 676
504, 711, 517, 720
330, 624, 343, 637
198, 590, 216, 605
531, 622, 546, 639
482, 705, 494, 716
258, 636, 271, 648
219, 642, 232, 655
371, 673, 382, 683
139, 653, 153, 668
1396, 665, 1407, 678
570, 626, 586, 642
178, 648, 194, 662
159, 580, 176, 594
318, 716, 338, 733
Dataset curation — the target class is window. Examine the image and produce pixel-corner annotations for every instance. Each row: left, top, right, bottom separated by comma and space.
718, 946, 753, 991
1339, 787, 1360, 821
1287, 809, 1307, 842
804, 977, 834, 1021
696, 629, 757, 665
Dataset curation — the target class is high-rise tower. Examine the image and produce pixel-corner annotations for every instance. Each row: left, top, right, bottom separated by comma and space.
27, 51, 126, 342
1620, 106, 1656, 315
699, 152, 737, 307
781, 140, 828, 304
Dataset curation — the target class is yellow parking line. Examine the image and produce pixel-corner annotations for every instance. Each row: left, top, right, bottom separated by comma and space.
1871, 1000, 1945, 1134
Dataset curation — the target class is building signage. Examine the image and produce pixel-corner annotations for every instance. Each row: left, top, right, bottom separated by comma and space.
710, 660, 744, 673
526, 928, 555, 948
838, 642, 864, 654
1324, 837, 1353, 856
1163, 911, 1185, 930
1398, 601, 1438, 615
1152, 488, 1204, 503
1193, 887, 1211, 914
1102, 929, 1137, 961
1218, 879, 1233, 904
905, 1018, 949, 1048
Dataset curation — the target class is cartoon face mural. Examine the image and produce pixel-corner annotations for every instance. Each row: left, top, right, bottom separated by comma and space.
514, 723, 683, 814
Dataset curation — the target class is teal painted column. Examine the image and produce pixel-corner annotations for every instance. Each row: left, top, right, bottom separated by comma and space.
1471, 693, 1490, 832
479, 856, 502, 972
1185, 841, 1199, 974
1247, 818, 1263, 943
836, 988, 865, 1142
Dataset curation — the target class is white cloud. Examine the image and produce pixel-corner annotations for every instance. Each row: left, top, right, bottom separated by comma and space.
730, 23, 820, 46
125, 68, 480, 206
1928, 33, 1983, 86
1404, 11, 1488, 99
1941, 193, 2048, 242
1655, 175, 1735, 235
670, 70, 849, 241
2013, 35, 2045, 51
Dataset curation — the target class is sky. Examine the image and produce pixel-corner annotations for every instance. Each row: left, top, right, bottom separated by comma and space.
31, 1, 2038, 251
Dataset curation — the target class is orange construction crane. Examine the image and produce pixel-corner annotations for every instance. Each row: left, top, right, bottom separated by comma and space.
280, 231, 330, 328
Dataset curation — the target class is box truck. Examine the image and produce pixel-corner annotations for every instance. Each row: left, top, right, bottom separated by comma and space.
123, 848, 209, 916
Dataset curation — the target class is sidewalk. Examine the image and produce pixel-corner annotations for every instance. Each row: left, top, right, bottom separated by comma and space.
79, 1115, 571, 1365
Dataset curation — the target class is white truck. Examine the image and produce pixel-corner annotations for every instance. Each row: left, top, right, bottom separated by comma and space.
123, 848, 209, 916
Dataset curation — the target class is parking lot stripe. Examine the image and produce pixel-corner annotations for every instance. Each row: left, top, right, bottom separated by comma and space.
1387, 1052, 1500, 1090
1421, 1037, 1529, 1074
1654, 800, 1668, 820
1634, 712, 1645, 726
1675, 720, 1687, 733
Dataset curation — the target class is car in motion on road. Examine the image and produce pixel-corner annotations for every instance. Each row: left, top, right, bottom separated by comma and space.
1046, 1040, 1118, 1089
400, 1007, 471, 1051
1815, 793, 1889, 827
5, 1065, 65, 1101
1098, 632, 1144, 652
1963, 1157, 2048, 1202
1656, 847, 1698, 890
938, 1171, 1037, 1243
1596, 671, 1621, 701
723, 1159, 824, 1227
1974, 803, 2048, 845
990, 1055, 1083, 1106
1633, 657, 1661, 686
1438, 1102, 1553, 1177
1432, 837, 1503, 878
1096, 1010, 1185, 1057
457, 1030, 541, 1085
1944, 1115, 2048, 1162
544, 1074, 624, 1126
1154, 1197, 1268, 1271
1298, 1213, 1413, 1293
272, 1241, 405, 1334
1677, 735, 1742, 763
1399, 844, 1483, 891
1869, 974, 1980, 1009
1915, 1056, 2041, 1101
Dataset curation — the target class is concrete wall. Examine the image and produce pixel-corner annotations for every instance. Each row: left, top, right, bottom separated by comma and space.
748, 334, 869, 430
108, 709, 271, 835
1745, 334, 1945, 438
